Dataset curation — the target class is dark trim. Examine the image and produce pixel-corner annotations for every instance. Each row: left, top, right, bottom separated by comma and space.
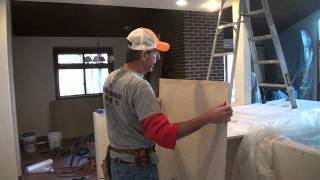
224, 56, 228, 82
53, 49, 60, 99
318, 27, 320, 100
318, 42, 320, 100
83, 68, 87, 95
57, 64, 109, 69
318, 17, 320, 101
54, 47, 113, 54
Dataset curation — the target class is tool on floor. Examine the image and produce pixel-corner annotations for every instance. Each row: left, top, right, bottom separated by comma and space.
25, 159, 54, 173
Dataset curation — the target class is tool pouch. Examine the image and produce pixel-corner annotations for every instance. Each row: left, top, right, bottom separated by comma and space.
135, 148, 151, 167
102, 146, 112, 180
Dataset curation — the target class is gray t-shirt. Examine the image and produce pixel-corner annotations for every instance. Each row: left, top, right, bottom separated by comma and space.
103, 68, 161, 163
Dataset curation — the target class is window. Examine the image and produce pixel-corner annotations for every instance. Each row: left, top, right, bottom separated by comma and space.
54, 48, 113, 98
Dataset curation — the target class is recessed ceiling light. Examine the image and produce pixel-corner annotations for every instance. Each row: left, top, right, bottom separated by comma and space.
201, 1, 220, 12
176, 0, 188, 7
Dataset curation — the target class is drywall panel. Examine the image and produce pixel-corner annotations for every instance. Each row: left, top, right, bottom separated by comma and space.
0, 0, 21, 178
157, 79, 229, 180
93, 112, 109, 180
272, 140, 320, 180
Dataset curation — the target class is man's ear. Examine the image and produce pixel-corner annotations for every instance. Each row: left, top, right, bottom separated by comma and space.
140, 51, 147, 61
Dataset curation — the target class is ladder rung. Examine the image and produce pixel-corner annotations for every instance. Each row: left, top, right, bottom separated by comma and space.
218, 22, 238, 30
259, 83, 287, 88
253, 60, 280, 64
213, 52, 233, 57
250, 34, 272, 41
242, 9, 265, 16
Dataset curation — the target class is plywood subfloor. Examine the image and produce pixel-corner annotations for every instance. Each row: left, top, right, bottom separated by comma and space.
21, 138, 97, 180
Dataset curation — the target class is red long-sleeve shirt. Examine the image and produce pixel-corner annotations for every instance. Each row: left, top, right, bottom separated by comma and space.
140, 113, 178, 149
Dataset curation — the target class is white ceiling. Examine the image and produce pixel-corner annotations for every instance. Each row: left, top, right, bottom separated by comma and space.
16, 0, 232, 12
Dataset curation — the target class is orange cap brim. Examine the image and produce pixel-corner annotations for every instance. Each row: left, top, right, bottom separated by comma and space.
157, 41, 170, 52
143, 28, 170, 52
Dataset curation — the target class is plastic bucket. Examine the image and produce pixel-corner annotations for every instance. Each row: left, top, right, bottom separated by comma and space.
21, 132, 37, 153
47, 131, 62, 149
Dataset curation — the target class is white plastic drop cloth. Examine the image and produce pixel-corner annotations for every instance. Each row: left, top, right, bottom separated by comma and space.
232, 100, 320, 180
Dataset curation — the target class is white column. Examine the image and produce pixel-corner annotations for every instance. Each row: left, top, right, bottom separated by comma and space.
0, 0, 21, 179
232, 0, 251, 105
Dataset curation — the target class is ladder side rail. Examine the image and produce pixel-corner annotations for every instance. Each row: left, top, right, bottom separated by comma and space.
261, 0, 297, 108
242, 1, 263, 83
206, 0, 227, 80
261, 0, 290, 83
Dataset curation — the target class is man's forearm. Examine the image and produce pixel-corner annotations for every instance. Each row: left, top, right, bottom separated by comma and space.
176, 114, 209, 139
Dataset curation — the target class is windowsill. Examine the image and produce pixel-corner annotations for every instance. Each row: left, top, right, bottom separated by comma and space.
56, 93, 102, 100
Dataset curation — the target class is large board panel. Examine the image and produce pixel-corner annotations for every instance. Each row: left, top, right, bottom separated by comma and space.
157, 79, 229, 180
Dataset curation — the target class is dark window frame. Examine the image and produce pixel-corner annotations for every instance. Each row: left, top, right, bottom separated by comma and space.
318, 18, 320, 100
53, 47, 113, 99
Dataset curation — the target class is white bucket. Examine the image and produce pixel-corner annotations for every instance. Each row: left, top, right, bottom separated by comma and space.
47, 131, 62, 149
21, 132, 37, 153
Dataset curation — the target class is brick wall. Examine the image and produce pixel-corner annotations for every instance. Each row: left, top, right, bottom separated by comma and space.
145, 10, 225, 95
183, 11, 224, 80
155, 10, 186, 79
154, 10, 225, 81
144, 10, 185, 96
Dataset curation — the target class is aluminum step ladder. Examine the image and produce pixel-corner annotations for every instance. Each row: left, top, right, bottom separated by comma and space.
206, 0, 241, 102
242, 0, 297, 108
207, 0, 297, 108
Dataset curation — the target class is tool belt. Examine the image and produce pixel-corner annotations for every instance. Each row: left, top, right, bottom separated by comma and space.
102, 145, 155, 180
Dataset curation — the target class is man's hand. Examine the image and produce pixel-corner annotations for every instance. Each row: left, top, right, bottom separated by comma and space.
203, 101, 233, 124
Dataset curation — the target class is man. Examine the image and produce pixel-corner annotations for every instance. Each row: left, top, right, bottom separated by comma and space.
103, 27, 233, 180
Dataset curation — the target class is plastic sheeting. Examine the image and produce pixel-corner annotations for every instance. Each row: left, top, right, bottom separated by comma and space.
263, 29, 316, 101
251, 72, 262, 104
231, 102, 320, 180
296, 30, 315, 100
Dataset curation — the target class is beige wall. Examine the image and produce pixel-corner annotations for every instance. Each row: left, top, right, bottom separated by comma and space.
12, 36, 127, 137
0, 0, 21, 179
50, 97, 103, 139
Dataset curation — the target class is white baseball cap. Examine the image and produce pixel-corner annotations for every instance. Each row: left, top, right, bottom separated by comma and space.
126, 27, 170, 52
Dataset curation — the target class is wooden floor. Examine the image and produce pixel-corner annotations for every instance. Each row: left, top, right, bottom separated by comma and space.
21, 138, 97, 180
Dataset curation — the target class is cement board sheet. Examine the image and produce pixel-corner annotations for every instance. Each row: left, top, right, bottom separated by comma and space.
157, 79, 229, 180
